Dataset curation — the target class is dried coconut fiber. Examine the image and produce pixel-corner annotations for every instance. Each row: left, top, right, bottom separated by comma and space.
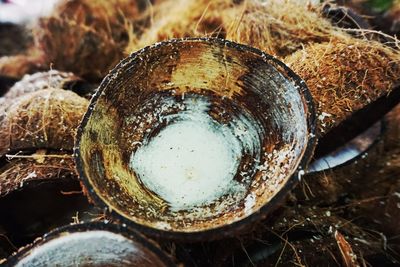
0, 152, 76, 197
128, 0, 234, 50
0, 89, 88, 157
223, 0, 350, 57
0, 53, 45, 79
33, 0, 140, 80
128, 0, 350, 58
0, 70, 81, 104
284, 36, 400, 135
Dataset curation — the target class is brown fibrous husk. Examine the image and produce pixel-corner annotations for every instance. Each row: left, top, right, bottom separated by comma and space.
0, 70, 82, 104
128, 0, 349, 58
223, 0, 350, 57
128, 0, 234, 51
33, 0, 140, 81
0, 53, 45, 80
0, 89, 88, 157
284, 37, 400, 134
0, 151, 76, 197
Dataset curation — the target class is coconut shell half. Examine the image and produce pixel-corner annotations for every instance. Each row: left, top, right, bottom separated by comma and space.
2, 222, 175, 267
75, 38, 316, 240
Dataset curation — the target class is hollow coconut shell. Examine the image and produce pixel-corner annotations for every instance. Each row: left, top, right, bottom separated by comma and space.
0, 89, 88, 157
75, 38, 316, 241
284, 37, 400, 135
2, 222, 176, 266
34, 0, 141, 81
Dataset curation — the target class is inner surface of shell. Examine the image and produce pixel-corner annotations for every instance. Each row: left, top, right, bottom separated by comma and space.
76, 38, 313, 233
10, 227, 168, 267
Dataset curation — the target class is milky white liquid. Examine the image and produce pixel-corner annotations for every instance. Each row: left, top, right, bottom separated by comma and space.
130, 94, 261, 211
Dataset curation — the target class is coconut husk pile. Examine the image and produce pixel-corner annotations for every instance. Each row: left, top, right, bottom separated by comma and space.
0, 0, 146, 81
33, 0, 140, 80
0, 71, 88, 193
284, 37, 400, 134
0, 0, 399, 265
128, 0, 351, 57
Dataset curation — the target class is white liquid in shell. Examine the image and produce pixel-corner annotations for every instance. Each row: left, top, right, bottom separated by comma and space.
130, 95, 261, 211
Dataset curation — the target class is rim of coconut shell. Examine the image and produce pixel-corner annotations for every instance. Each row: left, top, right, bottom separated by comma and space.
308, 118, 386, 174
0, 152, 76, 197
3, 221, 176, 267
74, 37, 317, 241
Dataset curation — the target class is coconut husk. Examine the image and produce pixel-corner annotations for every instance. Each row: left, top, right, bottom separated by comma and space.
0, 150, 75, 197
129, 0, 349, 58
33, 0, 141, 81
128, 0, 234, 51
0, 89, 88, 157
0, 23, 32, 57
0, 70, 82, 103
284, 37, 400, 135
0, 53, 45, 80
223, 0, 350, 58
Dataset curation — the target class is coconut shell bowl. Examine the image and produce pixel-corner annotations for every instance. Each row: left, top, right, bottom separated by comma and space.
75, 38, 316, 240
4, 222, 174, 266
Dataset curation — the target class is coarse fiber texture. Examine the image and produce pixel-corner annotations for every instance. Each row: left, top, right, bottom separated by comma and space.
285, 37, 400, 134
